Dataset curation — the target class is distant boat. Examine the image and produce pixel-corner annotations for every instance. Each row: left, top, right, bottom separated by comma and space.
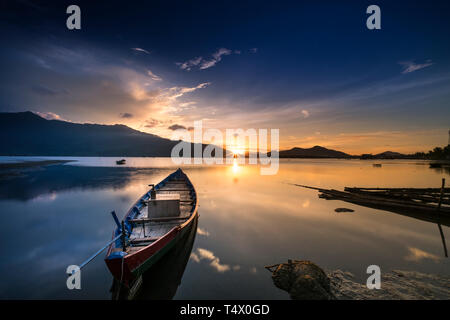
105, 168, 198, 290
116, 159, 126, 165
373, 163, 382, 167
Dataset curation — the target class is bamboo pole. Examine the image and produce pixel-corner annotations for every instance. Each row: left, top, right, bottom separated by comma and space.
437, 178, 448, 258
437, 224, 448, 258
437, 178, 446, 211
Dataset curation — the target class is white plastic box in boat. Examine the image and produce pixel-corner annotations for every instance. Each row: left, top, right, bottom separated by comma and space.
148, 194, 180, 218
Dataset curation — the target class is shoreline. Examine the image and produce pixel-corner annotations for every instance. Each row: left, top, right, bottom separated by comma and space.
0, 160, 74, 170
0, 160, 74, 180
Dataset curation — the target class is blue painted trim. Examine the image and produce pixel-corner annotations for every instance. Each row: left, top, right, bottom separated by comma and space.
106, 251, 128, 260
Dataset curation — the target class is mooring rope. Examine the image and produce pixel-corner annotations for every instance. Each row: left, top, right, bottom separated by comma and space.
78, 234, 122, 271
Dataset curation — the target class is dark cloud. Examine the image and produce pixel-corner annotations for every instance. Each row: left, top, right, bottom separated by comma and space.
119, 112, 133, 118
31, 85, 67, 96
144, 118, 161, 128
168, 124, 187, 131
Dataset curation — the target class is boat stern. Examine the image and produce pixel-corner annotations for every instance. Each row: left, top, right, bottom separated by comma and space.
105, 251, 134, 287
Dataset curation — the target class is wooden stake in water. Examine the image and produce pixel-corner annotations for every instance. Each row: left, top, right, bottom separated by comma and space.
437, 178, 445, 211
437, 178, 448, 258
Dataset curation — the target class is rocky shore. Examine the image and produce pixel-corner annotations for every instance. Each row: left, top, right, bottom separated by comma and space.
266, 260, 450, 300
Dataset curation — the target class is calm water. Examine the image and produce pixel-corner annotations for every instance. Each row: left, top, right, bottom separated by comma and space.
0, 157, 448, 299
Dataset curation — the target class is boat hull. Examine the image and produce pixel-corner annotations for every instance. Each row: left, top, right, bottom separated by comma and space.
104, 168, 198, 287
105, 220, 193, 286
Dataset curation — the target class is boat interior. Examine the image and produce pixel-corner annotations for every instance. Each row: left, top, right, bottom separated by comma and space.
111, 172, 195, 255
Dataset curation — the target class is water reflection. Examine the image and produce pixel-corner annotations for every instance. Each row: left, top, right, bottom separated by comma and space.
231, 159, 241, 175
112, 217, 199, 300
190, 247, 241, 273
0, 166, 134, 201
405, 247, 442, 263
427, 161, 450, 176
0, 158, 448, 299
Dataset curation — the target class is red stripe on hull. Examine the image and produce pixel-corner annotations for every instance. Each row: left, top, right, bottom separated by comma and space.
105, 169, 199, 288
105, 226, 181, 286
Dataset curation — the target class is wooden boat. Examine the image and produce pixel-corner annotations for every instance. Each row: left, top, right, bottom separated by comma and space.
116, 159, 126, 165
292, 182, 449, 257
105, 168, 198, 288
373, 163, 382, 167
292, 183, 450, 223
111, 215, 198, 300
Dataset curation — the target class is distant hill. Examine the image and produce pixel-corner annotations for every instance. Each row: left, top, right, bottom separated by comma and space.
0, 111, 208, 156
375, 151, 405, 158
279, 146, 352, 158
360, 151, 409, 159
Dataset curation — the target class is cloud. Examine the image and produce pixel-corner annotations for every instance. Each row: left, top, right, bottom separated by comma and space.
190, 252, 200, 263
144, 118, 161, 128
176, 57, 203, 71
190, 248, 240, 273
210, 258, 231, 273
33, 111, 67, 121
147, 70, 162, 81
197, 227, 210, 237
5, 43, 212, 138
399, 60, 433, 74
196, 248, 230, 273
179, 101, 197, 108
404, 247, 441, 263
166, 82, 210, 100
119, 112, 133, 118
177, 48, 235, 71
168, 124, 187, 131
125, 81, 209, 116
131, 47, 150, 54
168, 124, 193, 131
301, 109, 310, 118
200, 48, 232, 70
31, 85, 68, 96
250, 48, 258, 53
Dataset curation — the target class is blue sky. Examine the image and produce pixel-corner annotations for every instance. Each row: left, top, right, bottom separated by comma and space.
1, 0, 450, 153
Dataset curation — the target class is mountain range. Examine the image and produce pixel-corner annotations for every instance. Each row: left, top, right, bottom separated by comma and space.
0, 112, 410, 158
279, 146, 351, 158
0, 111, 190, 156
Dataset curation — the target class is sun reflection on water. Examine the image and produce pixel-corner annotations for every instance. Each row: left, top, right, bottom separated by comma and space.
232, 159, 240, 174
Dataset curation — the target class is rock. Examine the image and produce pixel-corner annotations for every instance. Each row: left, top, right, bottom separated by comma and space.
266, 260, 335, 300
335, 207, 354, 213
329, 269, 450, 300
